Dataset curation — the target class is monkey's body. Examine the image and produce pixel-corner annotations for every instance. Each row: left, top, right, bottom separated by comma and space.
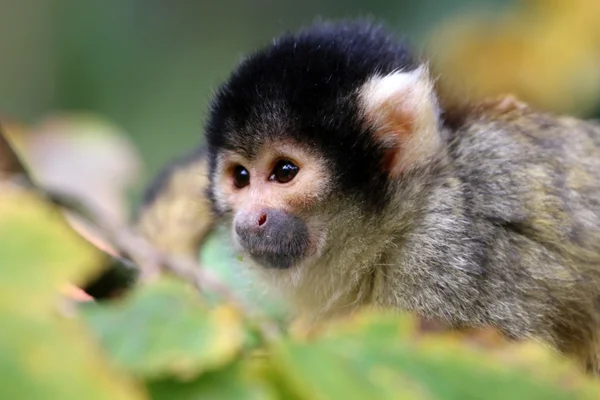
373, 106, 600, 370
134, 21, 600, 372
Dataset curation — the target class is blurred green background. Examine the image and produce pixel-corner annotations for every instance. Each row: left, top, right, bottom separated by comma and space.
0, 0, 509, 204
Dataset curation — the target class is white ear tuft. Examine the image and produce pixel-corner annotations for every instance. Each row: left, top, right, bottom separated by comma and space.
359, 65, 442, 176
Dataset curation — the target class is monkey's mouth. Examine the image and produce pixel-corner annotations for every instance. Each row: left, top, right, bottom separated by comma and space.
238, 238, 310, 269
237, 228, 310, 269
247, 249, 303, 269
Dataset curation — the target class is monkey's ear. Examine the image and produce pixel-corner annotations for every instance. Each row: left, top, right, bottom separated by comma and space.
359, 65, 442, 176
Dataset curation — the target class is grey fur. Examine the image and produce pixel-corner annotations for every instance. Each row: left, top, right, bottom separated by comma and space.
371, 108, 600, 371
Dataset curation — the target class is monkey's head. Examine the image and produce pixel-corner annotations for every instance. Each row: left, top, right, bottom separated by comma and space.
205, 21, 445, 297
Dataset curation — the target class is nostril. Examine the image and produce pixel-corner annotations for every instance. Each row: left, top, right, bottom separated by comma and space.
258, 213, 267, 226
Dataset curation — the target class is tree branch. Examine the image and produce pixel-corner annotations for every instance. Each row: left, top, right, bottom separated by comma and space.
47, 190, 282, 342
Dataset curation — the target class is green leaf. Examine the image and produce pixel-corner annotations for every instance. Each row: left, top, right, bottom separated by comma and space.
270, 311, 600, 400
199, 229, 290, 321
0, 190, 102, 306
82, 278, 247, 380
0, 189, 144, 399
0, 313, 145, 400
146, 362, 276, 400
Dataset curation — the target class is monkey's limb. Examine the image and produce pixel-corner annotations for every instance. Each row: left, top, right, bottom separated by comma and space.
134, 146, 216, 260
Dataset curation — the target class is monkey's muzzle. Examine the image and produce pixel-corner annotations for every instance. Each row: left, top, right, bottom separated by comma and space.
234, 208, 310, 269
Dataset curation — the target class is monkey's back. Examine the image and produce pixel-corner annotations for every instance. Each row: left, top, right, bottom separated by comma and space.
449, 107, 600, 367
453, 108, 600, 261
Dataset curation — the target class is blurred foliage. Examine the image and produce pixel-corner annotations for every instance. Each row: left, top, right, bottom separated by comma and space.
82, 278, 248, 380
3, 114, 141, 223
429, 0, 600, 116
0, 166, 143, 399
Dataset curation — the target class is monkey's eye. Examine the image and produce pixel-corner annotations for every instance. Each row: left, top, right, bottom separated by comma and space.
270, 160, 299, 183
233, 165, 250, 188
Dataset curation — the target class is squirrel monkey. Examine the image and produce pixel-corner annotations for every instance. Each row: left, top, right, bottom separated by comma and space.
135, 20, 600, 373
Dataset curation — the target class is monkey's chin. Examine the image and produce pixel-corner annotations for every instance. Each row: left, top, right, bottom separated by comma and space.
247, 252, 302, 270
232, 231, 320, 270
233, 235, 312, 270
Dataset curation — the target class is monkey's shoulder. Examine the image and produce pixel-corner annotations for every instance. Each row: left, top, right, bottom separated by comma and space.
453, 103, 600, 162
448, 104, 600, 257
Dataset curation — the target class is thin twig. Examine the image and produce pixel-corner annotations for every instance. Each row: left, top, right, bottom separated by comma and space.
47, 190, 282, 342
0, 124, 30, 178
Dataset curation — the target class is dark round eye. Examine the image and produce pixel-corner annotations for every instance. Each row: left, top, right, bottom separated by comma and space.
233, 165, 250, 188
270, 160, 299, 183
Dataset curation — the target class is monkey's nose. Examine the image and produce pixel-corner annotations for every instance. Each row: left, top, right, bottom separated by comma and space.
234, 209, 270, 237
